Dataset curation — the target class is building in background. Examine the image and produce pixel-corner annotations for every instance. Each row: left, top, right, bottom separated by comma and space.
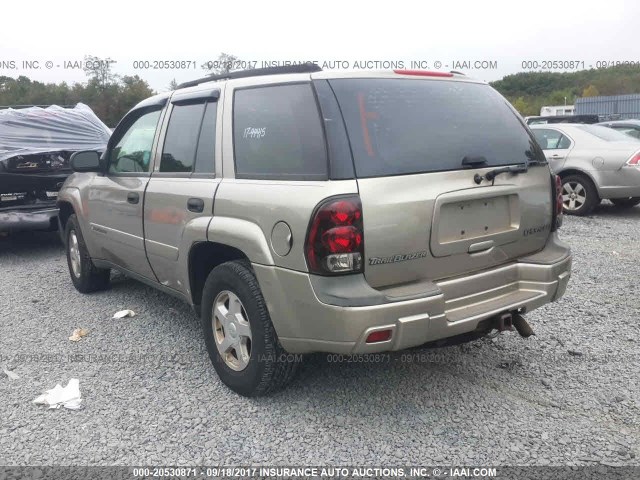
540, 105, 575, 116
575, 94, 640, 121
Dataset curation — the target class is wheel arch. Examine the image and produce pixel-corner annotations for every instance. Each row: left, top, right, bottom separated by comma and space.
556, 168, 601, 197
188, 241, 251, 310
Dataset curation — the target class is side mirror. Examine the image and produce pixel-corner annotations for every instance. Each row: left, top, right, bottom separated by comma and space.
70, 151, 102, 172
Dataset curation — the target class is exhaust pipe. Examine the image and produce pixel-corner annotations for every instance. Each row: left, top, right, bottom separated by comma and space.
512, 313, 535, 338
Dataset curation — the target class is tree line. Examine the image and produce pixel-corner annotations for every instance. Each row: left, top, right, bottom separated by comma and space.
491, 64, 640, 116
1, 56, 639, 125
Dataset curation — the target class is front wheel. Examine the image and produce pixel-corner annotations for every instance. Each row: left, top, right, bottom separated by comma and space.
561, 174, 599, 216
65, 214, 110, 293
201, 260, 299, 396
610, 197, 640, 208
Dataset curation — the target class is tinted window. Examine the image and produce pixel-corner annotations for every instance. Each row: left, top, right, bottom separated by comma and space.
109, 110, 161, 173
160, 103, 205, 172
611, 126, 640, 140
329, 79, 543, 178
233, 84, 327, 179
194, 102, 217, 174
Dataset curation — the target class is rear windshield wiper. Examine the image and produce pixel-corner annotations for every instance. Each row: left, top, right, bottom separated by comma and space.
474, 164, 528, 184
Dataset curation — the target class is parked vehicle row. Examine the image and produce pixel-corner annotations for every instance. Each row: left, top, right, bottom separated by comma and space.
57, 66, 571, 396
531, 123, 640, 215
0, 104, 110, 233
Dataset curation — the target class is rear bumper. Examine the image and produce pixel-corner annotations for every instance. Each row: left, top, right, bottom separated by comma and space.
596, 166, 640, 199
0, 205, 58, 232
255, 234, 571, 354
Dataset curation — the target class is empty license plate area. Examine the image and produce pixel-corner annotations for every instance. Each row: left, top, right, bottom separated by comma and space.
431, 189, 520, 257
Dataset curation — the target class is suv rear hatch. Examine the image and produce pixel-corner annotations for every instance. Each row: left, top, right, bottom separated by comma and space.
328, 75, 553, 289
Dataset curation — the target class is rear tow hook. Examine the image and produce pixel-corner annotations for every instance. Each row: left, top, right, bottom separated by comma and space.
497, 312, 514, 332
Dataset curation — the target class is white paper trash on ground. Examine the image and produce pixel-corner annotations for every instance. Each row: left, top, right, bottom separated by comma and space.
2, 366, 19, 380
69, 328, 89, 342
33, 378, 82, 409
113, 309, 135, 319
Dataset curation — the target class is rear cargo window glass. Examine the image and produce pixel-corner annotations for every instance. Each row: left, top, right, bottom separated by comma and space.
329, 79, 543, 177
161, 103, 206, 173
578, 125, 639, 142
233, 84, 327, 180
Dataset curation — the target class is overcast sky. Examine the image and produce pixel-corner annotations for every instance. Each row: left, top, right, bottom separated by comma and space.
1, 0, 638, 92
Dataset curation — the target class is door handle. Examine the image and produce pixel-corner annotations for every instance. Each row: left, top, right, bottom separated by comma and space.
187, 198, 205, 213
551, 154, 563, 158
127, 192, 139, 204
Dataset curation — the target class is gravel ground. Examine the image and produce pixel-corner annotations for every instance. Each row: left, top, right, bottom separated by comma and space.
0, 202, 638, 467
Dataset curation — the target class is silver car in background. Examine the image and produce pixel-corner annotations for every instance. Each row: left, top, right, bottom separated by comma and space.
599, 119, 640, 140
531, 124, 640, 215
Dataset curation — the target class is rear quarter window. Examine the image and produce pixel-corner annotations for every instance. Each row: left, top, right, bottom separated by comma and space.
329, 78, 544, 178
232, 83, 328, 180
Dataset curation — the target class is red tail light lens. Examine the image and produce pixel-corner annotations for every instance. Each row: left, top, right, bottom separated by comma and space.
366, 329, 392, 343
551, 174, 563, 231
305, 196, 364, 275
626, 151, 640, 166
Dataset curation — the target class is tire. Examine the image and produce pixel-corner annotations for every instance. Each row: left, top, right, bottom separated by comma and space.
561, 174, 599, 216
65, 214, 110, 293
201, 260, 299, 396
610, 197, 640, 208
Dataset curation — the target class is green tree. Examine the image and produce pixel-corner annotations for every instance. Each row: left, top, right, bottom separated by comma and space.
83, 55, 119, 89
203, 52, 241, 75
511, 97, 530, 116
582, 84, 600, 97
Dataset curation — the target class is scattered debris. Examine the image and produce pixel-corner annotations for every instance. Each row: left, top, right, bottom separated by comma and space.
33, 378, 82, 409
568, 349, 584, 356
69, 328, 89, 342
113, 309, 135, 319
2, 366, 19, 380
541, 378, 552, 388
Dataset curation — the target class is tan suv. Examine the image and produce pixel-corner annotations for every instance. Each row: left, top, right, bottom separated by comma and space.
58, 65, 572, 396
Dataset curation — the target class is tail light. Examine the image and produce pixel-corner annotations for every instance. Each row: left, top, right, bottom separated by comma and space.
305, 196, 364, 275
551, 174, 563, 231
626, 151, 640, 166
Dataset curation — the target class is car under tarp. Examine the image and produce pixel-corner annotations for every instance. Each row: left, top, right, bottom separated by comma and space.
0, 103, 111, 232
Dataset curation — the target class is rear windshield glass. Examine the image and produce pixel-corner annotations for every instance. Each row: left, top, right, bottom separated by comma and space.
329, 78, 543, 178
577, 124, 640, 142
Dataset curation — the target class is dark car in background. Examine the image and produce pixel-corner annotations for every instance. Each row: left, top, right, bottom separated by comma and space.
599, 119, 640, 140
0, 104, 110, 233
524, 114, 600, 126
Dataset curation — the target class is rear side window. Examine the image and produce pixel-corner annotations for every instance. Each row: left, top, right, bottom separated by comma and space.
194, 102, 217, 173
160, 103, 205, 173
233, 84, 328, 180
329, 78, 544, 178
533, 129, 571, 149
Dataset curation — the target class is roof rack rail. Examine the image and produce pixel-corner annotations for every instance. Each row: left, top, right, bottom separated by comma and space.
176, 63, 323, 90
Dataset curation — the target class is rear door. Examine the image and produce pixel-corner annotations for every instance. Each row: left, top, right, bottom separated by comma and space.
328, 76, 553, 288
531, 127, 573, 170
143, 88, 222, 292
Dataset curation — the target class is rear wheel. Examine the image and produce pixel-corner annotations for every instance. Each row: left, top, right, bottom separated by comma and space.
561, 174, 599, 216
610, 197, 640, 208
65, 214, 110, 293
201, 260, 299, 396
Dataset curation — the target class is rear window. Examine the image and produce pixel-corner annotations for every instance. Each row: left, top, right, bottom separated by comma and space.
329, 78, 543, 178
578, 124, 640, 142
